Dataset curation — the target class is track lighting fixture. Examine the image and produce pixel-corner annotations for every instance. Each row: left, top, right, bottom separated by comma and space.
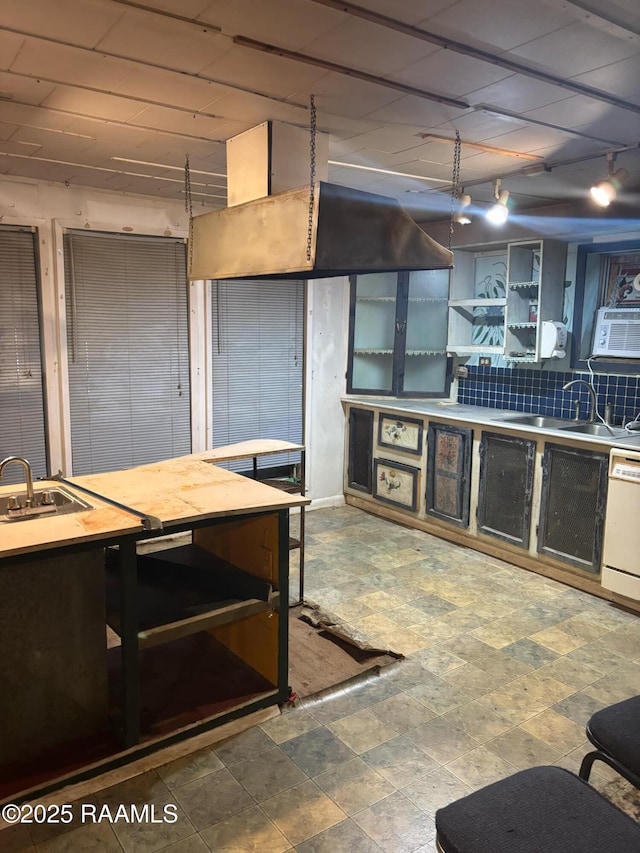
590, 152, 628, 207
486, 179, 509, 225
453, 192, 472, 225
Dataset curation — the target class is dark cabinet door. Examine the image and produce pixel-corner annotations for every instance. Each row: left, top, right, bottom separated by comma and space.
348, 408, 374, 493
477, 432, 536, 547
426, 423, 473, 527
538, 444, 608, 573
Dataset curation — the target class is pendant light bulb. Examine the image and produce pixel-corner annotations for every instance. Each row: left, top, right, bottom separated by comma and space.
453, 192, 472, 225
486, 180, 509, 225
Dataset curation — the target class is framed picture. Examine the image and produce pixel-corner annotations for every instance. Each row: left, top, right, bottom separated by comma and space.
378, 415, 423, 455
373, 458, 419, 511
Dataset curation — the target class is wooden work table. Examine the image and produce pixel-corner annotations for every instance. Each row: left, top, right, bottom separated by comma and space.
0, 452, 309, 801
0, 452, 307, 559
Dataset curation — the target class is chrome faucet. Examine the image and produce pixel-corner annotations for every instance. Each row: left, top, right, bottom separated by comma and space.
0, 456, 36, 507
562, 380, 597, 423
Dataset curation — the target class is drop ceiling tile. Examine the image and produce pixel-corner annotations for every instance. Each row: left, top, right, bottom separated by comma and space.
574, 54, 640, 99
0, 139, 41, 155
364, 93, 464, 127
509, 22, 639, 77
196, 0, 341, 51
575, 111, 640, 145
9, 40, 132, 92
0, 71, 56, 106
0, 122, 20, 141
432, 108, 526, 142
467, 73, 569, 114
474, 125, 573, 153
290, 72, 402, 119
0, 31, 25, 69
94, 9, 230, 75
396, 48, 511, 96
302, 17, 437, 76
205, 90, 307, 127
425, 0, 575, 50
2, 0, 124, 48
126, 106, 230, 137
339, 0, 460, 26
113, 68, 232, 113
40, 88, 146, 123
340, 126, 430, 155
11, 127, 97, 156
199, 44, 326, 101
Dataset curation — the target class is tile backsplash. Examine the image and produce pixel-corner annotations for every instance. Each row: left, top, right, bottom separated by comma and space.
457, 366, 640, 426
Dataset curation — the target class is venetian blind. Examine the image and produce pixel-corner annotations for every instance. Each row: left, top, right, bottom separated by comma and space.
0, 226, 48, 483
64, 231, 191, 475
211, 279, 304, 472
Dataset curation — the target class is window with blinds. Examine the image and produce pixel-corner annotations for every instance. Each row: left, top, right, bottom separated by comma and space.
64, 231, 191, 475
211, 280, 304, 473
0, 225, 48, 483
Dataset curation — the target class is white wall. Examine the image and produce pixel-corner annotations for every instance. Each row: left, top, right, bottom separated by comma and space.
305, 277, 350, 507
0, 176, 349, 502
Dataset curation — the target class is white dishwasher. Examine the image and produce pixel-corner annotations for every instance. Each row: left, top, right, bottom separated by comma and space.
601, 447, 640, 601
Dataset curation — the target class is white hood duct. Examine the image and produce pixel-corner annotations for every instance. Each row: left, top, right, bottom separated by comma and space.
189, 121, 452, 281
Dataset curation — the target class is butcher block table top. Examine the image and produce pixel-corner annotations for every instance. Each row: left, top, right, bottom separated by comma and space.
0, 454, 309, 560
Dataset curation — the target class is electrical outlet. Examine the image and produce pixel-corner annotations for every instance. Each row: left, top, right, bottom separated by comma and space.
455, 365, 468, 379
479, 356, 492, 367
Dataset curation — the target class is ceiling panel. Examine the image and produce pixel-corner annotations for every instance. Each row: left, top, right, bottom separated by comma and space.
0, 30, 26, 68
8, 39, 133, 91
510, 21, 639, 77
396, 48, 512, 96
301, 17, 438, 76
195, 0, 341, 51
112, 67, 232, 113
2, 0, 124, 46
425, 0, 576, 50
199, 44, 326, 101
364, 94, 465, 128
342, 0, 461, 25
290, 71, 404, 120
574, 54, 640, 99
94, 9, 231, 74
466, 73, 571, 115
0, 71, 57, 105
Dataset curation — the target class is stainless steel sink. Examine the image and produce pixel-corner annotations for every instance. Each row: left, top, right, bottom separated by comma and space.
560, 423, 630, 438
0, 488, 93, 522
494, 415, 569, 429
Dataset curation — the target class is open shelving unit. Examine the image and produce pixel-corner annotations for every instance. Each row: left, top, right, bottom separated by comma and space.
504, 240, 567, 363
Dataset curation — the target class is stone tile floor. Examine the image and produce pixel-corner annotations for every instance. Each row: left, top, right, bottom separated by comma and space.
5, 505, 640, 852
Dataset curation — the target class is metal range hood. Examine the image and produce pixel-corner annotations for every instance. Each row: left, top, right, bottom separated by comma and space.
188, 121, 452, 281
189, 181, 452, 280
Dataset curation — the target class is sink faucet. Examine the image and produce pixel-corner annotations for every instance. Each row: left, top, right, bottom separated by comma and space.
562, 380, 597, 423
0, 456, 36, 507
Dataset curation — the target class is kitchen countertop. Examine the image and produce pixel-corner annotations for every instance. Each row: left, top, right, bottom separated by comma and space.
0, 454, 309, 560
342, 396, 640, 451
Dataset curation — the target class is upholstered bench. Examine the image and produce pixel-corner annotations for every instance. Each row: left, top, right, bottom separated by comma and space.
435, 765, 640, 853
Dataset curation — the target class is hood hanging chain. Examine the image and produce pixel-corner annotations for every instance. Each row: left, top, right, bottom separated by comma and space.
448, 130, 462, 250
307, 94, 317, 263
185, 154, 194, 276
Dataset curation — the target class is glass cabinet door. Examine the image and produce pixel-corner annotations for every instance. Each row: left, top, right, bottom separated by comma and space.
350, 272, 397, 393
348, 271, 451, 397
402, 269, 449, 395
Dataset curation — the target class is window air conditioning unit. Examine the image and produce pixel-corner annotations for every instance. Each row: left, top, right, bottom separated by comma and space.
591, 308, 640, 358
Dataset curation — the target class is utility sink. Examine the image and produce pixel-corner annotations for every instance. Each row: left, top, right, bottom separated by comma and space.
495, 415, 568, 429
0, 488, 93, 522
560, 423, 630, 438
